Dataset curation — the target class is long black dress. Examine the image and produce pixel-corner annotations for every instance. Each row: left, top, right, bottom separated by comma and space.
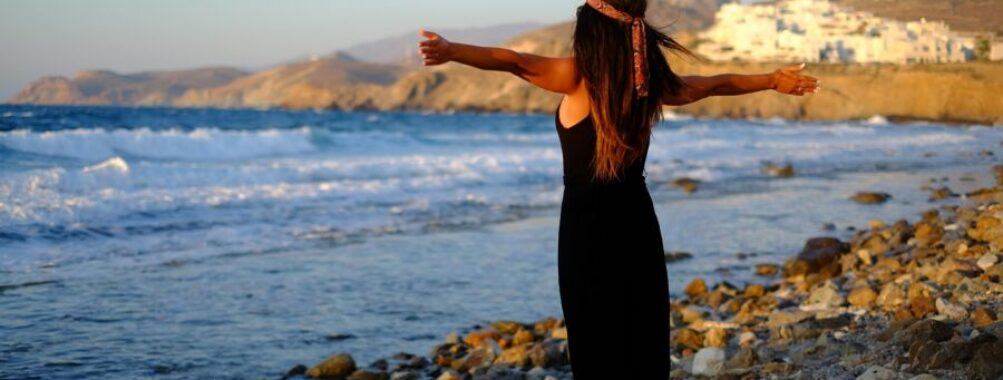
555, 105, 670, 379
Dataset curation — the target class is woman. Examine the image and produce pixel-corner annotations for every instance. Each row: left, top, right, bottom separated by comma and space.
419, 0, 818, 378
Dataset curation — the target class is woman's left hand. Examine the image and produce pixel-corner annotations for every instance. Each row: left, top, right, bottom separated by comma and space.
772, 63, 820, 96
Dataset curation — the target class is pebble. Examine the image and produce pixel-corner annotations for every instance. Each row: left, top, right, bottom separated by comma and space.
684, 278, 707, 298
691, 348, 726, 376
805, 281, 846, 308
852, 192, 892, 205
306, 353, 357, 379
848, 286, 878, 308
977, 253, 999, 271
856, 366, 898, 380
935, 298, 969, 320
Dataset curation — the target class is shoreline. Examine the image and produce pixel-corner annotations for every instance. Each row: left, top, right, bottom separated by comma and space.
2, 103, 1000, 128
283, 171, 1003, 379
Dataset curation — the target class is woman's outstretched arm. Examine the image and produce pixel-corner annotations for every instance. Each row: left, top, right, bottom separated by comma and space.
418, 29, 579, 95
663, 63, 820, 106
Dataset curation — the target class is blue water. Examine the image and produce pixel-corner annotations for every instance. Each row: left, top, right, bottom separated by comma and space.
1, 105, 1000, 379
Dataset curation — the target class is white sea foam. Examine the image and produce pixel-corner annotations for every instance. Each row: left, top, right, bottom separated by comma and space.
0, 127, 317, 161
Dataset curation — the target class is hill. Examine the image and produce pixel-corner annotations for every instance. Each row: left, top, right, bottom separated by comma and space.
835, 0, 1003, 34
7, 67, 248, 106
345, 23, 543, 67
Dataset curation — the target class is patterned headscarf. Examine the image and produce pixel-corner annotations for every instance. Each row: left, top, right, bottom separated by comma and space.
585, 0, 649, 98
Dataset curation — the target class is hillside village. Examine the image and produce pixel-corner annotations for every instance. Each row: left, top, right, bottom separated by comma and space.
698, 0, 1002, 64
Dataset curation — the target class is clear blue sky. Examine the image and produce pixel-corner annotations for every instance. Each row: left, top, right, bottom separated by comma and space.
0, 0, 579, 99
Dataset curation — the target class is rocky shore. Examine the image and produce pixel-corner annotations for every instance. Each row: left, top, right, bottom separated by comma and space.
286, 164, 1003, 380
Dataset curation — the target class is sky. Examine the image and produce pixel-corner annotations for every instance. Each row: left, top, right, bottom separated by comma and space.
0, 0, 579, 99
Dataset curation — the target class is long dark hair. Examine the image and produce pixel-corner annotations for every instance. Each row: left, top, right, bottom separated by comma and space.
573, 0, 692, 182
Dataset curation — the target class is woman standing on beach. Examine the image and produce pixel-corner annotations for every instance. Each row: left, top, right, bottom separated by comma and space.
419, 0, 818, 377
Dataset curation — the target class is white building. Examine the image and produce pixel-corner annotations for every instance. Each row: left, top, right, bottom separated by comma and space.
992, 41, 1003, 61
698, 0, 976, 64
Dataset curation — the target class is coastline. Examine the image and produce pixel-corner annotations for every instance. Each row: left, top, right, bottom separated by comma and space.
284, 169, 1003, 379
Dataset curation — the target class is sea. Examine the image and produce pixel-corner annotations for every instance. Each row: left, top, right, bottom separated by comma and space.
1, 105, 1000, 379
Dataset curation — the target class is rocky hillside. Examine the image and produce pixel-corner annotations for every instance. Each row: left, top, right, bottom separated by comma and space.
173, 52, 406, 109
345, 23, 543, 67
836, 0, 1003, 33
7, 0, 1003, 124
7, 67, 247, 106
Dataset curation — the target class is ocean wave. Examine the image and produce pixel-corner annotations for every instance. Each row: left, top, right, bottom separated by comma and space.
0, 127, 317, 161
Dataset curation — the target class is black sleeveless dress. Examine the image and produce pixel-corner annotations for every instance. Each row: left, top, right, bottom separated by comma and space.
555, 105, 670, 379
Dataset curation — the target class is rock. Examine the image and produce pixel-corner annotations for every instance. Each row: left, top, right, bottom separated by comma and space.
767, 309, 812, 329
464, 329, 502, 348
527, 341, 566, 368
671, 329, 703, 351
852, 192, 892, 205
907, 375, 938, 380
745, 284, 766, 298
665, 251, 694, 263
972, 307, 997, 327
936, 298, 969, 320
794, 238, 850, 276
512, 329, 535, 346
549, 327, 567, 340
490, 321, 524, 335
436, 371, 461, 380
672, 178, 700, 193
763, 162, 795, 177
704, 328, 728, 348
876, 283, 907, 310
805, 281, 846, 308
848, 286, 878, 308
968, 339, 1003, 380
856, 366, 898, 380
891, 319, 954, 348
348, 370, 389, 380
755, 263, 780, 276
452, 347, 495, 373
389, 371, 417, 380
725, 347, 759, 370
684, 278, 708, 298
307, 353, 358, 379
494, 343, 531, 367
283, 364, 308, 380
977, 253, 999, 271
691, 348, 726, 376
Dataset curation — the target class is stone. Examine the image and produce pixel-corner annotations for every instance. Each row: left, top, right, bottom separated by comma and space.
691, 348, 726, 376
512, 329, 535, 346
464, 329, 502, 348
389, 371, 417, 380
907, 375, 938, 380
745, 284, 766, 298
307, 353, 358, 379
767, 309, 812, 329
852, 192, 892, 205
672, 178, 700, 193
894, 319, 955, 348
549, 327, 567, 340
671, 329, 703, 351
436, 371, 461, 380
494, 343, 531, 367
968, 340, 1003, 380
684, 278, 708, 298
490, 321, 524, 335
977, 253, 999, 271
856, 366, 898, 380
805, 281, 846, 308
704, 328, 728, 348
876, 283, 907, 310
848, 286, 878, 308
725, 347, 759, 370
756, 263, 780, 276
972, 307, 997, 327
797, 237, 850, 273
763, 163, 795, 177
348, 370, 389, 380
936, 298, 969, 320
665, 251, 694, 263
911, 295, 938, 318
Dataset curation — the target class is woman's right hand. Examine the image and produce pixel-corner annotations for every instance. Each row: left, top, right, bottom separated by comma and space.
418, 29, 453, 66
